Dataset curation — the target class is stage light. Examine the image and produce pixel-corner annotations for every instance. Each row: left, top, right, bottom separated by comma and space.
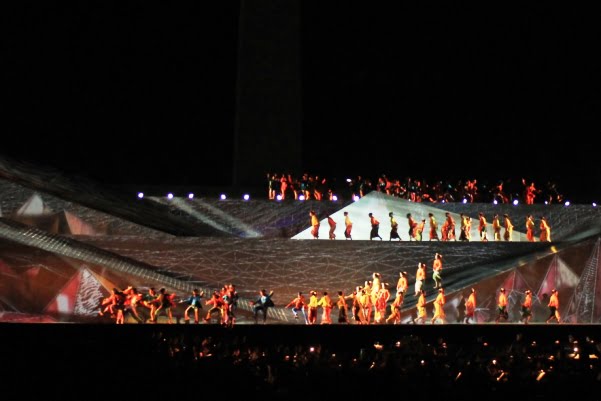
513, 199, 519, 206
353, 195, 360, 202
188, 193, 194, 199
441, 199, 445, 204
493, 199, 498, 205
298, 194, 305, 201
220, 194, 227, 200
243, 194, 250, 201
332, 195, 338, 201
137, 192, 144, 199
564, 201, 571, 207
462, 198, 467, 204
545, 201, 549, 205
346, 178, 352, 183
593, 202, 597, 207
276, 194, 282, 201
167, 193, 174, 200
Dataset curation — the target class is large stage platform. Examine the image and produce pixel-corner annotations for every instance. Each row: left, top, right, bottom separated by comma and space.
1, 157, 601, 326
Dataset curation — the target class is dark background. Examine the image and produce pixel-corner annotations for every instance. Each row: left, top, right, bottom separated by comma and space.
2, 1, 600, 202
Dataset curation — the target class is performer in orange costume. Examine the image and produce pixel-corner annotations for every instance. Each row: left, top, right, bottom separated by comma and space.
478, 213, 488, 242
432, 253, 443, 289
396, 271, 408, 295
546, 289, 560, 323
444, 212, 456, 241
344, 211, 353, 240
431, 288, 446, 324
310, 210, 320, 239
414, 289, 427, 324
495, 287, 508, 323
521, 290, 533, 324
327, 215, 336, 240
369, 213, 382, 240
526, 215, 535, 242
491, 214, 500, 241
540, 216, 551, 242
428, 213, 439, 241
503, 214, 513, 241
386, 290, 404, 324
464, 288, 476, 324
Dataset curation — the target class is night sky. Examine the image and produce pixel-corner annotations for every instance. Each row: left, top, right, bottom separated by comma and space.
3, 2, 600, 202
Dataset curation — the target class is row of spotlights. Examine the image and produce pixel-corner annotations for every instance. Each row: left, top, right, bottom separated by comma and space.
136, 192, 595, 207
137, 192, 252, 201
275, 194, 339, 201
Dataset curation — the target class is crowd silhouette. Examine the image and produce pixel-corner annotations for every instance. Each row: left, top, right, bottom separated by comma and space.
268, 172, 565, 204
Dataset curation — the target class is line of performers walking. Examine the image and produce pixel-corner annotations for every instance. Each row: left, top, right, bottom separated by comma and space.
311, 210, 551, 242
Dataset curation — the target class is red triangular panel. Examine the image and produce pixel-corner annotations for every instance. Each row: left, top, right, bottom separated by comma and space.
44, 270, 82, 314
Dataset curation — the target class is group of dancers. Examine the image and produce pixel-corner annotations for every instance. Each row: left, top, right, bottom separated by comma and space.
284, 253, 448, 325
310, 210, 552, 242
99, 284, 239, 325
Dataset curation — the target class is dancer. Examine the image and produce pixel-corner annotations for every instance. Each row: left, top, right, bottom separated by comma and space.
318, 291, 333, 324
540, 216, 551, 242
478, 212, 488, 242
307, 290, 319, 325
406, 213, 418, 241
521, 290, 533, 324
459, 213, 469, 241
526, 215, 535, 242
444, 212, 456, 241
180, 288, 204, 324
310, 210, 320, 239
204, 291, 224, 324
396, 271, 408, 295
432, 253, 443, 289
546, 289, 561, 323
369, 213, 382, 240
386, 290, 404, 324
344, 211, 353, 240
285, 292, 308, 323
503, 214, 513, 241
431, 288, 446, 324
415, 219, 426, 241
336, 291, 350, 324
389, 212, 401, 241
492, 214, 502, 241
415, 262, 426, 296
464, 288, 476, 324
327, 215, 336, 240
428, 213, 439, 241
252, 289, 275, 324
414, 289, 427, 324
154, 288, 175, 324
495, 288, 509, 323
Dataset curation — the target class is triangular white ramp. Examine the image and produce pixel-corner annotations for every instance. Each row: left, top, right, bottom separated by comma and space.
16, 193, 52, 216
292, 191, 527, 241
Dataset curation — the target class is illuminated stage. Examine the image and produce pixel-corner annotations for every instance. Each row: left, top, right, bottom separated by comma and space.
1, 159, 600, 325
1, 158, 601, 398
